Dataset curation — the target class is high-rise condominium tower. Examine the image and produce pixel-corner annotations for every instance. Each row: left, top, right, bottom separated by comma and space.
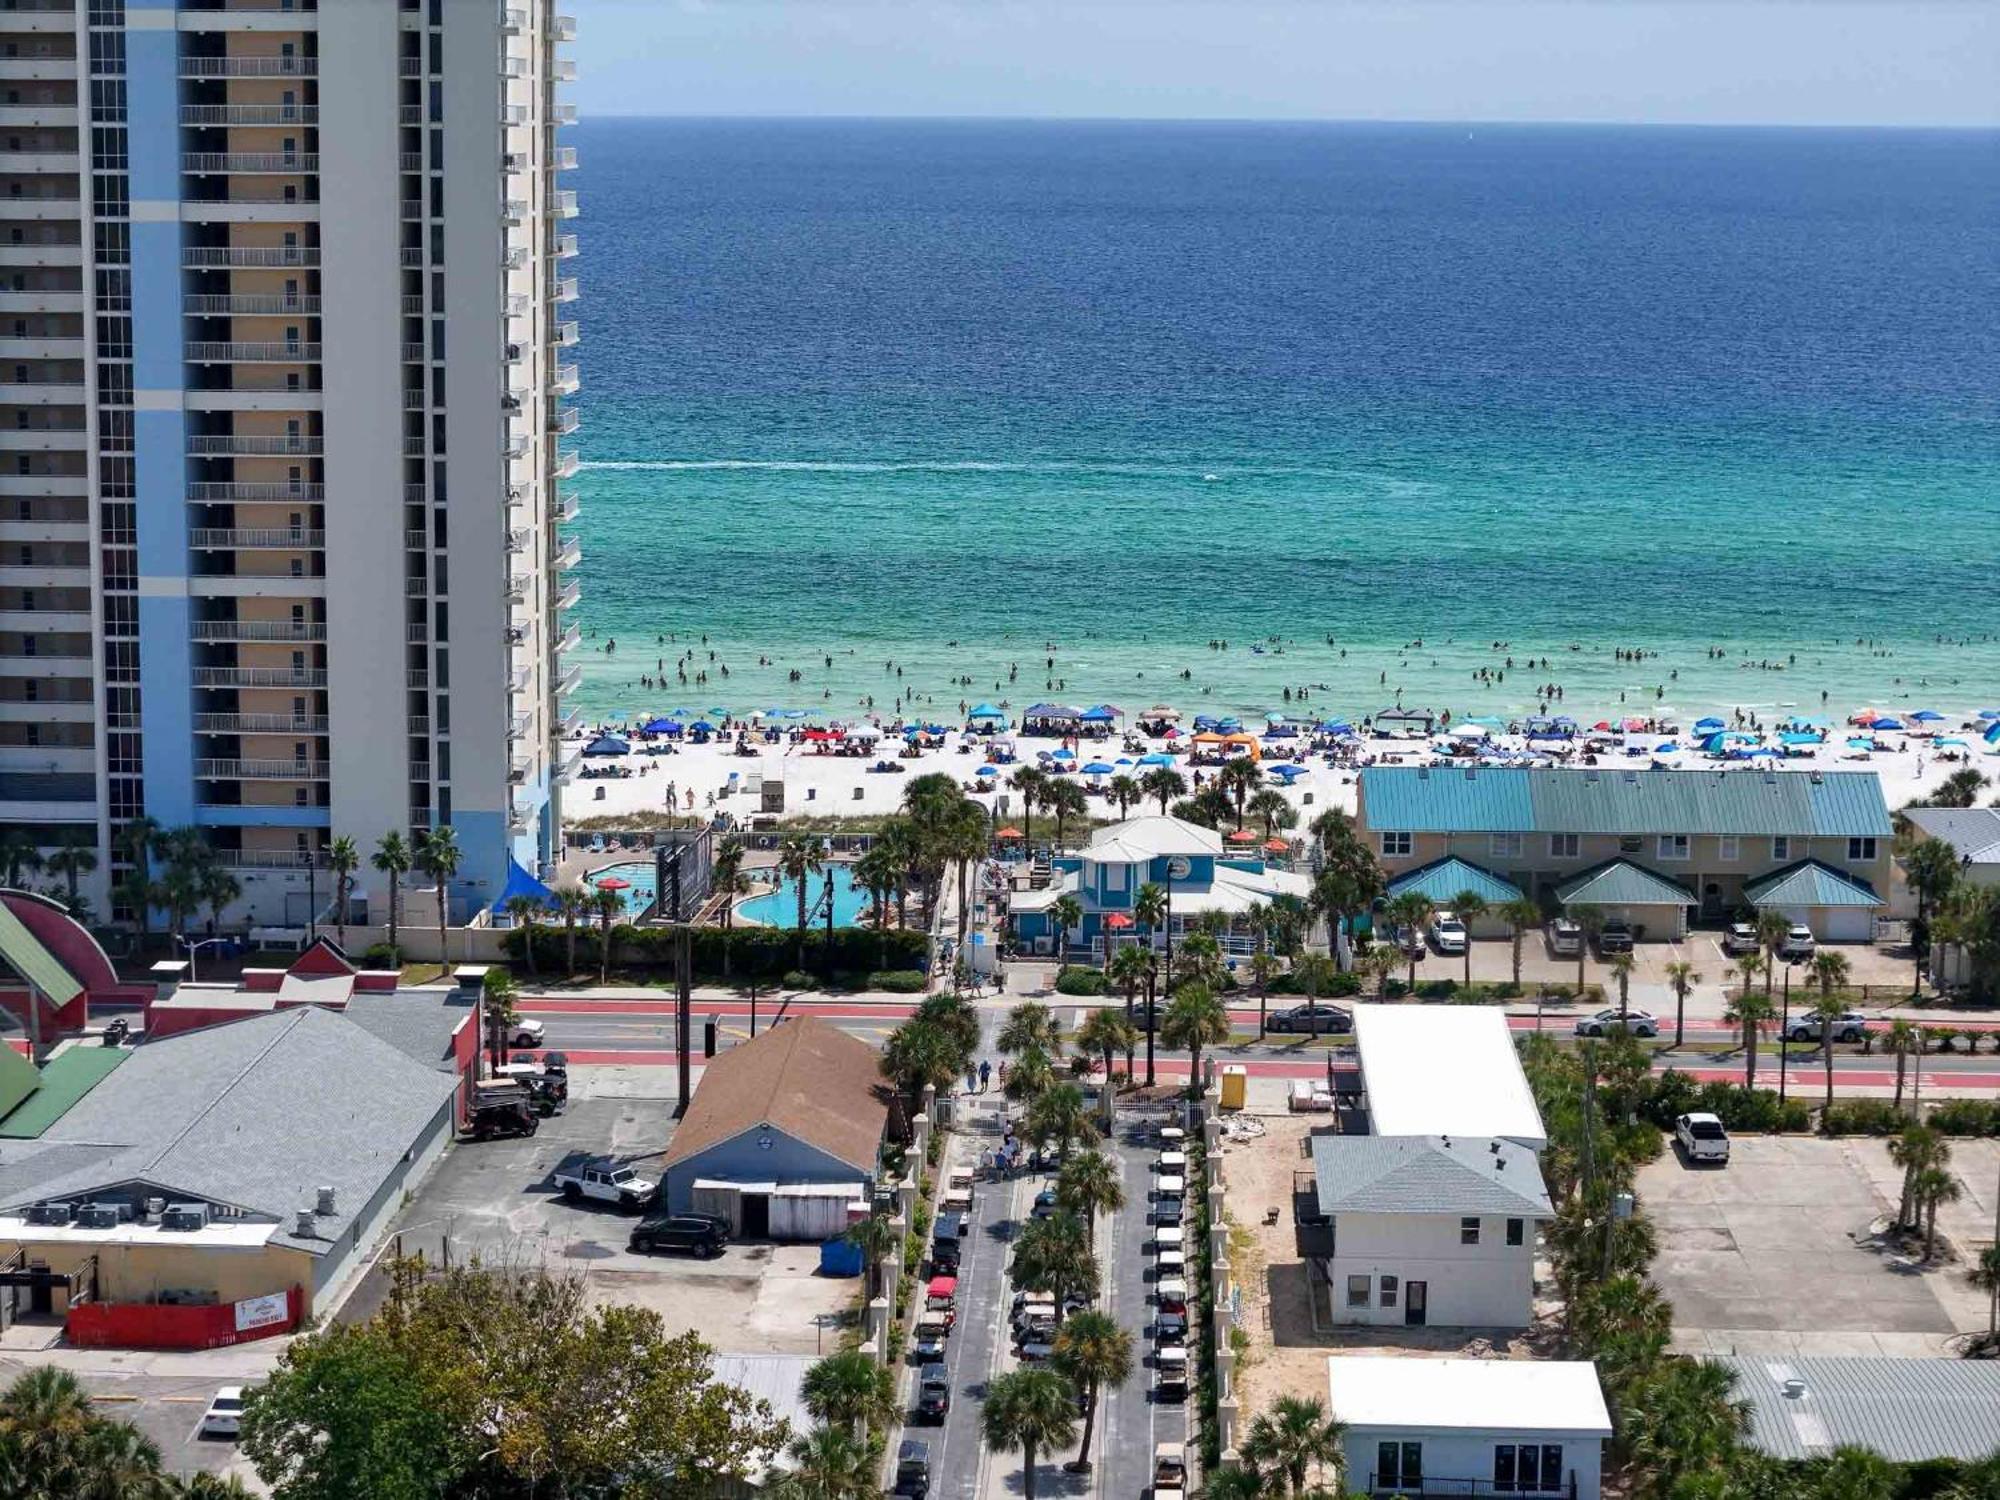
0, 0, 579, 930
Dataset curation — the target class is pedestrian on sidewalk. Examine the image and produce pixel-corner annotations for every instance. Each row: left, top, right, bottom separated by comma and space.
979, 1059, 991, 1092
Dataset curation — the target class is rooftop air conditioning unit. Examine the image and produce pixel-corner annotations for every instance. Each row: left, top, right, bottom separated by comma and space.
75, 1204, 120, 1229
29, 1201, 73, 1226
160, 1203, 209, 1233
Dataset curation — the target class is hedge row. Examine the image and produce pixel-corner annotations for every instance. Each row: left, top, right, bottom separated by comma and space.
501, 923, 928, 981
1824, 1096, 2000, 1137
1055, 966, 1110, 996
1642, 1070, 1813, 1134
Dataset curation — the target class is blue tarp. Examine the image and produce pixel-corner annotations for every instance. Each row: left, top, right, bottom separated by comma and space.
819, 1238, 864, 1277
1870, 718, 1906, 732
489, 858, 558, 914
967, 703, 1007, 721
1269, 764, 1306, 780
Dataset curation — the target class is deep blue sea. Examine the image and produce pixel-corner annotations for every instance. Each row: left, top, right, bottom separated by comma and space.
569, 119, 2000, 723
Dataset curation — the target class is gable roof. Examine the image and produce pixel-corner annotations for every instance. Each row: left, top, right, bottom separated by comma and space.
663, 1017, 889, 1175
1556, 859, 1697, 908
1084, 815, 1222, 863
1743, 859, 1884, 910
1385, 856, 1524, 907
1720, 1357, 2000, 1463
1900, 807, 2000, 866
1360, 767, 1891, 838
1312, 1134, 1550, 1217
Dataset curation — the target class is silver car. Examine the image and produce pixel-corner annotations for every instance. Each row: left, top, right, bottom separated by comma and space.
1573, 1007, 1658, 1038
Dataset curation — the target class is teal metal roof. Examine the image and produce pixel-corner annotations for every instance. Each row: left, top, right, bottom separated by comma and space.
1743, 860, 1884, 910
1555, 860, 1697, 908
1360, 767, 1890, 838
1386, 857, 1523, 907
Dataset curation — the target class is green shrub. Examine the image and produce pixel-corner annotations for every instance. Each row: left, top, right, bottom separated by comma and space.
1487, 980, 1522, 999
1820, 1098, 1904, 1136
361, 942, 401, 968
1540, 982, 1573, 1002
500, 921, 928, 981
867, 969, 927, 993
1055, 966, 1108, 996
1928, 1098, 2000, 1136
1643, 1072, 1809, 1134
1414, 979, 1458, 1000
781, 969, 818, 990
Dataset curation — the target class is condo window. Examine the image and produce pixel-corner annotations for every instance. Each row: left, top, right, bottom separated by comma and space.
1657, 835, 1689, 861
1548, 833, 1579, 859
1495, 1444, 1565, 1493
1460, 1217, 1481, 1246
1506, 1217, 1525, 1246
1378, 1275, 1398, 1308
1718, 837, 1740, 862
1771, 836, 1791, 861
1346, 1276, 1371, 1308
1848, 837, 1877, 862
1379, 832, 1412, 858
1490, 833, 1522, 859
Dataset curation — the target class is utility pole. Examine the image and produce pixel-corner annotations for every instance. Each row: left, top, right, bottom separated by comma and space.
674, 924, 692, 1113
1778, 964, 1791, 1105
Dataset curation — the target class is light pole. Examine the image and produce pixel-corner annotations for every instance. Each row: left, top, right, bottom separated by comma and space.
177, 934, 230, 984
1778, 962, 1793, 1104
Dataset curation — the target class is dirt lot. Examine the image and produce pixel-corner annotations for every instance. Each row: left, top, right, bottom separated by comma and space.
1217, 1112, 1548, 1424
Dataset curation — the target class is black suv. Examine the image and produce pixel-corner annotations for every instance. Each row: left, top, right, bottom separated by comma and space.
629, 1213, 727, 1259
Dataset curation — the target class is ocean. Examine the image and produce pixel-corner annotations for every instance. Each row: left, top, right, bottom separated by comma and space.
568, 119, 2000, 724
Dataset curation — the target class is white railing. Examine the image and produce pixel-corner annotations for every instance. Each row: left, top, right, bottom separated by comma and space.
195, 714, 328, 734
183, 247, 318, 268
187, 435, 320, 455
190, 620, 325, 642
193, 667, 327, 687
185, 341, 321, 362
180, 57, 318, 77
184, 294, 321, 315
188, 482, 323, 501
183, 152, 317, 174
181, 105, 317, 126
189, 528, 324, 548
196, 758, 329, 780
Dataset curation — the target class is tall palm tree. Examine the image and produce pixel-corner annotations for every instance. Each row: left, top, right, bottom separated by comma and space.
1010, 765, 1047, 850
1293, 953, 1337, 1028
1025, 1082, 1092, 1165
1246, 788, 1295, 840
43, 835, 96, 909
591, 886, 623, 982
1617, 1359, 1749, 1493
1663, 959, 1699, 1048
1971, 1244, 2000, 1339
998, 1001, 1062, 1058
1385, 891, 1433, 989
0, 1366, 96, 1479
1914, 1165, 1962, 1259
843, 1212, 900, 1303
1074, 1006, 1138, 1085
1723, 981, 1775, 1089
776, 832, 826, 972
851, 840, 899, 933
200, 865, 241, 938
1139, 766, 1186, 815
1883, 1017, 1920, 1112
774, 1424, 875, 1500
1808, 950, 1853, 1111
800, 1348, 897, 1435
1903, 835, 1960, 996
1106, 775, 1141, 820
505, 894, 543, 977
1450, 888, 1488, 986
1217, 757, 1261, 830
944, 800, 989, 948
1051, 1309, 1132, 1473
1107, 945, 1151, 1076
415, 824, 461, 970
371, 829, 412, 960
1755, 907, 1791, 1004
113, 814, 163, 948
1161, 982, 1229, 1100
1889, 1123, 1948, 1230
1049, 893, 1083, 964
1009, 1211, 1098, 1326
981, 1367, 1079, 1500
324, 835, 359, 949
552, 884, 587, 977
1045, 779, 1087, 852
1498, 896, 1540, 986
1606, 952, 1635, 1022
1054, 1149, 1125, 1251
0, 830, 42, 890
875, 817, 919, 930
1239, 1394, 1348, 1497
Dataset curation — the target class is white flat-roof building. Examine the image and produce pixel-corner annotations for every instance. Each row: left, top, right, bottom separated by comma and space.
1328, 1357, 1611, 1500
1351, 1005, 1547, 1150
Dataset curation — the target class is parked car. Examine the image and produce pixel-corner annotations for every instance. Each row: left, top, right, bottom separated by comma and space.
913, 1311, 951, 1361
893, 1438, 932, 1498
1267, 1004, 1352, 1035
914, 1364, 951, 1423
1546, 918, 1582, 957
1779, 923, 1817, 960
1389, 925, 1425, 958
199, 1386, 245, 1439
1152, 1194, 1185, 1228
1721, 922, 1760, 956
1155, 1308, 1189, 1346
1031, 1189, 1059, 1219
1785, 1011, 1869, 1045
628, 1213, 727, 1258
554, 1159, 658, 1211
1595, 920, 1634, 954
1573, 1007, 1659, 1038
1675, 1112, 1731, 1164
1155, 1344, 1190, 1401
464, 1097, 538, 1141
504, 1018, 546, 1048
1429, 912, 1468, 955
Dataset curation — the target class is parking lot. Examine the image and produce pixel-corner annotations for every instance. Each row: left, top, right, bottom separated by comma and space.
1641, 1134, 2000, 1357
342, 1068, 859, 1355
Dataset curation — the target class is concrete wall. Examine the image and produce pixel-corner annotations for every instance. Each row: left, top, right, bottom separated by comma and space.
1342, 1427, 1602, 1500
0, 1235, 311, 1312
1323, 1211, 1537, 1330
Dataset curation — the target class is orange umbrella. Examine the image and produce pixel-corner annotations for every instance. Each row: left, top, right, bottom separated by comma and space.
1263, 837, 1289, 851
1105, 913, 1134, 930
1226, 829, 1257, 843
995, 826, 1023, 839
595, 876, 631, 891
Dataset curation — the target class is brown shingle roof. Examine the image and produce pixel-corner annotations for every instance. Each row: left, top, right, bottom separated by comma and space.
662, 1016, 890, 1175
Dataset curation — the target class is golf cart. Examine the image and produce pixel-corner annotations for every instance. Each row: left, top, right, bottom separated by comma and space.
1154, 1441, 1189, 1499
893, 1438, 931, 1498
1155, 1344, 1189, 1401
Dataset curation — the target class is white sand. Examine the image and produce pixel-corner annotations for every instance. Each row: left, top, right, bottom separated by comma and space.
560, 713, 1994, 830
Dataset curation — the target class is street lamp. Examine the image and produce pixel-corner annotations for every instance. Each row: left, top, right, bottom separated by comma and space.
177, 934, 231, 983
1778, 961, 1793, 1104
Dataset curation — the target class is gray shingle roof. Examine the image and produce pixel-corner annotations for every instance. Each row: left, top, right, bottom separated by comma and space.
5, 1007, 457, 1256
1720, 1356, 2000, 1463
1311, 1134, 1551, 1217
1901, 807, 2000, 866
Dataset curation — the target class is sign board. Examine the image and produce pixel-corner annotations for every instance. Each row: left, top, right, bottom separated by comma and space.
1166, 856, 1192, 880
233, 1292, 291, 1334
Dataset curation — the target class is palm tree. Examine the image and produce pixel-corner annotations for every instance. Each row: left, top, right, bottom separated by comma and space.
1074, 1006, 1138, 1085
1139, 766, 1186, 815
414, 824, 461, 970
481, 967, 521, 1070
1498, 896, 1540, 986
317, 835, 355, 950
1293, 953, 1337, 1029
775, 1424, 875, 1500
1107, 945, 1151, 1075
844, 1212, 901, 1303
0, 1366, 96, 1479
1971, 1244, 2000, 1338
1106, 774, 1141, 820
1723, 982, 1775, 1089
1571, 906, 1604, 993
591, 886, 623, 981
1362, 944, 1399, 1000
371, 829, 412, 961
776, 832, 826, 971
1238, 1394, 1348, 1497
1246, 787, 1295, 840
1904, 835, 1961, 996
943, 801, 990, 949
1755, 907, 1790, 1004
200, 864, 241, 938
1218, 757, 1262, 830
158, 864, 203, 946
981, 1367, 1079, 1500
167, 1476, 255, 1499
874, 818, 919, 930
1054, 1150, 1125, 1251
1883, 1017, 1920, 1112
1929, 766, 1990, 808
999, 1001, 1063, 1058
801, 1348, 897, 1435
554, 884, 588, 976
0, 830, 42, 890
1025, 1082, 1092, 1165
880, 1021, 960, 1114
1450, 889, 1488, 986
1249, 950, 1279, 1038
1010, 765, 1047, 850
112, 814, 163, 948
1606, 952, 1636, 1023
1913, 1164, 1962, 1259
43, 835, 95, 909
1808, 951, 1853, 1112
1889, 1123, 1948, 1230
1385, 891, 1433, 989
1663, 959, 1699, 1048
1051, 1309, 1132, 1472
851, 839, 899, 934
1049, 892, 1083, 964
505, 894, 543, 977
1162, 982, 1229, 1100
1045, 779, 1087, 852
1617, 1358, 1750, 1492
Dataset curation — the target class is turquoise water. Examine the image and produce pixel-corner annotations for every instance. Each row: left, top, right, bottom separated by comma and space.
738, 866, 873, 929
589, 860, 657, 916
570, 121, 2000, 724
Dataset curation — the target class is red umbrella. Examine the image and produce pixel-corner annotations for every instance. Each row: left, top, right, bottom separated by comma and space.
1105, 913, 1134, 930
595, 876, 631, 891
1263, 836, 1289, 852
1226, 829, 1257, 843
995, 826, 1023, 839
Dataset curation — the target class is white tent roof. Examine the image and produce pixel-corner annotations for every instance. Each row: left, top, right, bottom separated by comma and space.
1352, 1004, 1547, 1149
1083, 815, 1221, 862
1328, 1357, 1610, 1436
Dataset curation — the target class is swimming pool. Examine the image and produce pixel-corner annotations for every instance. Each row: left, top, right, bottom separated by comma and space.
588, 860, 658, 916
737, 864, 874, 928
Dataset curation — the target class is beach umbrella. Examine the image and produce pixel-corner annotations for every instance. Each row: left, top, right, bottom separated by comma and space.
1082, 761, 1115, 775
594, 875, 631, 892
1979, 709, 2000, 720
1871, 717, 1907, 732
1137, 753, 1173, 767
1263, 837, 1289, 852
691, 720, 716, 733
1450, 724, 1490, 741
1105, 912, 1134, 930
1694, 716, 1725, 732
995, 826, 1023, 840
1269, 764, 1306, 782
1160, 727, 1182, 739
1115, 757, 1135, 766
848, 723, 883, 740
640, 717, 673, 735
1226, 829, 1257, 843
1319, 721, 1355, 735
1052, 746, 1076, 760
976, 765, 999, 777
1911, 710, 1945, 723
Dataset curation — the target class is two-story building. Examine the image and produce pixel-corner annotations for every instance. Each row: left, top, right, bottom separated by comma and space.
1357, 767, 1893, 941
1008, 815, 1310, 959
1309, 1133, 1551, 1331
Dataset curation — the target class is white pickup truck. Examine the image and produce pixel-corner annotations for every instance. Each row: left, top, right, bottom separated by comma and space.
554, 1159, 658, 1211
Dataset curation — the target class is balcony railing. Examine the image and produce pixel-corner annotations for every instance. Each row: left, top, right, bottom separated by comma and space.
555, 537, 581, 571
187, 434, 320, 456
188, 481, 324, 501
550, 405, 579, 436
556, 580, 581, 612
180, 104, 317, 126
215, 850, 326, 871
550, 276, 578, 303
554, 449, 579, 478
554, 190, 578, 218
196, 758, 330, 780
191, 620, 326, 642
1364, 1476, 1577, 1500
189, 528, 323, 549
556, 663, 583, 697
180, 56, 319, 78
193, 666, 327, 687
551, 363, 580, 394
557, 320, 579, 346
554, 233, 579, 259
183, 152, 319, 174
195, 714, 329, 735
185, 341, 322, 362
184, 294, 321, 315
182, 246, 319, 269
556, 489, 579, 522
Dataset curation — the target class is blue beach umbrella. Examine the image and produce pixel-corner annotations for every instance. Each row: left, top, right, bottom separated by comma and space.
1082, 761, 1115, 775
691, 720, 716, 733
1979, 709, 2000, 720
1269, 764, 1306, 781
1911, 710, 1945, 723
1694, 717, 1726, 733
1871, 717, 1907, 732
1138, 753, 1174, 767
640, 717, 674, 735
1115, 757, 1134, 767
976, 764, 999, 777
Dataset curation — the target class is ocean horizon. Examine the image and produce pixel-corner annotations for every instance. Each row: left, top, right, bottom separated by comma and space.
568, 118, 2000, 723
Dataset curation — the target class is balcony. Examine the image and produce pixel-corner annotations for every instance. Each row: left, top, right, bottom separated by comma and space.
553, 59, 577, 83
553, 190, 579, 219
405, 621, 429, 644
554, 234, 578, 260
407, 715, 430, 736
550, 405, 579, 436
556, 579, 581, 612
183, 152, 319, 174
556, 320, 579, 347
551, 363, 579, 395
216, 850, 325, 871
554, 449, 579, 479
503, 198, 530, 225
554, 14, 577, 41
506, 573, 531, 603
194, 714, 329, 735
405, 668, 429, 690
193, 666, 327, 687
188, 481, 324, 501
186, 434, 320, 456
183, 294, 321, 315
550, 276, 578, 303
555, 622, 582, 656
500, 55, 528, 79
182, 246, 319, 269
181, 104, 317, 126
399, 199, 425, 220
505, 292, 529, 317
180, 56, 319, 78
504, 428, 531, 459
399, 152, 423, 172
555, 536, 582, 572
196, 758, 330, 780
185, 341, 322, 363
500, 104, 528, 126
189, 527, 324, 549
556, 489, 579, 522
505, 527, 531, 554
552, 146, 578, 171
405, 529, 428, 550
556, 663, 583, 697
501, 6, 528, 34
398, 57, 424, 77
509, 665, 534, 692
190, 619, 326, 642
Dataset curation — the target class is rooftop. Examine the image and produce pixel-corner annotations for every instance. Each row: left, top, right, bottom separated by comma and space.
1360, 767, 1891, 839
1742, 859, 1885, 910
1554, 859, 1698, 909
1327, 1357, 1611, 1436
1899, 807, 2000, 866
1352, 1005, 1547, 1150
1311, 1134, 1551, 1218
1719, 1356, 2000, 1463
1082, 814, 1224, 863
1385, 856, 1524, 908
663, 1016, 890, 1175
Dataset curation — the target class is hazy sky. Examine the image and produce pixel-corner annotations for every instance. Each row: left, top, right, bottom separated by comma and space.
569, 1, 1998, 127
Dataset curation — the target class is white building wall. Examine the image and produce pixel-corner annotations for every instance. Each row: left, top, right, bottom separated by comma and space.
1342, 1426, 1602, 1500
1324, 1210, 1538, 1330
